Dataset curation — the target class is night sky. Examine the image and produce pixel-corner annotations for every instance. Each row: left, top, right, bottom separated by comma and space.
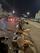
0, 0, 40, 16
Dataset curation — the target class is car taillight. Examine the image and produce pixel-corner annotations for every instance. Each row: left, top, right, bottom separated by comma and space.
8, 18, 14, 22
8, 18, 17, 25
10, 18, 13, 21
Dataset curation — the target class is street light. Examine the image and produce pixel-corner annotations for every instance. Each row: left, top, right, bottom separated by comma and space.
27, 12, 30, 15
13, 10, 15, 14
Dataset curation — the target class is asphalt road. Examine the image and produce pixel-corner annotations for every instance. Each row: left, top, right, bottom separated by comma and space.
28, 20, 40, 53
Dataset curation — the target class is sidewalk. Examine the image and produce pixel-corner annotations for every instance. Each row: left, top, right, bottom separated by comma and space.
28, 20, 40, 28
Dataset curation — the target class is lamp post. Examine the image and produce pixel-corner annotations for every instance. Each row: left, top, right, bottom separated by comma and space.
27, 12, 30, 15
26, 12, 30, 18
13, 10, 15, 14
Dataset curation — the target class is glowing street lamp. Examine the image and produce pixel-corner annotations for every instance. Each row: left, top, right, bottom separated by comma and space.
27, 12, 30, 15
13, 10, 15, 14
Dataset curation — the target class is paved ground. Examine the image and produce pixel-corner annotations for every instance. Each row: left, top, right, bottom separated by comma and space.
28, 20, 40, 53
28, 20, 40, 28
